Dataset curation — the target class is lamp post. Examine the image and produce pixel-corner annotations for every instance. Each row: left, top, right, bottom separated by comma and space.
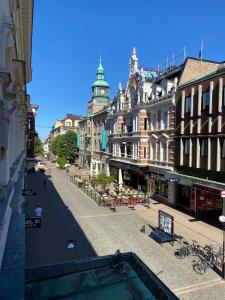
219, 212, 225, 280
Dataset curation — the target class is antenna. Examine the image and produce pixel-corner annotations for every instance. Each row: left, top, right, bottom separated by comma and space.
183, 46, 186, 62
172, 53, 175, 68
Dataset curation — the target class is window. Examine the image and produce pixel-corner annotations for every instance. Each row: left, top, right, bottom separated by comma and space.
144, 147, 147, 158
184, 139, 190, 155
65, 120, 72, 126
161, 142, 167, 161
144, 118, 148, 130
223, 86, 225, 106
162, 111, 168, 129
200, 139, 208, 157
222, 139, 225, 159
185, 96, 191, 113
152, 143, 156, 160
202, 90, 210, 111
152, 114, 156, 130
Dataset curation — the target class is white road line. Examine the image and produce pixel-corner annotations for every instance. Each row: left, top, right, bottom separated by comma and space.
173, 278, 223, 295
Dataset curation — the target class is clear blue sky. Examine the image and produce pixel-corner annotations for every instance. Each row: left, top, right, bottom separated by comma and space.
28, 0, 225, 139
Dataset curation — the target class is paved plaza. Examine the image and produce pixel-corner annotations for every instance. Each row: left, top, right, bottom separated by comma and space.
25, 162, 225, 299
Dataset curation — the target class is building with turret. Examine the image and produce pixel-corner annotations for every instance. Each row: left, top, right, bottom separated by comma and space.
79, 58, 111, 175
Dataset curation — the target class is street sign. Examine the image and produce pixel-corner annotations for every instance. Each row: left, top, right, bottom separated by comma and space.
169, 178, 180, 183
221, 190, 225, 198
25, 218, 41, 228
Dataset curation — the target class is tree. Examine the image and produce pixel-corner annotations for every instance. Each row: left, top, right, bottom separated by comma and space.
50, 131, 78, 163
93, 173, 115, 189
35, 135, 43, 157
57, 156, 67, 168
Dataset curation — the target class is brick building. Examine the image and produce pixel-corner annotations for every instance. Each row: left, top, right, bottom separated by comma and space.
169, 61, 225, 218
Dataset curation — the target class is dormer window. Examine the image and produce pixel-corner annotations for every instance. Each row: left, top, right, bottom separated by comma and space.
65, 119, 72, 127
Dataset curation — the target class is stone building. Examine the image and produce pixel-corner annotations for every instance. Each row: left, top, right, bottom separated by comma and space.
106, 48, 180, 198
48, 113, 82, 152
26, 103, 39, 170
78, 58, 111, 175
0, 0, 34, 297
169, 61, 225, 218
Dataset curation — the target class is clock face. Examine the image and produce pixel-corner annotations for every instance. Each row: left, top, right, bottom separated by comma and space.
100, 89, 105, 95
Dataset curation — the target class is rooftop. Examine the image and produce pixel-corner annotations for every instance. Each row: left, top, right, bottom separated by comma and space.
26, 252, 178, 300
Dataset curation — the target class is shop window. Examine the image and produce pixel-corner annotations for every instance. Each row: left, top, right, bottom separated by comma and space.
222, 139, 225, 159
200, 139, 208, 157
202, 90, 210, 111
185, 96, 191, 113
184, 139, 190, 155
144, 118, 148, 130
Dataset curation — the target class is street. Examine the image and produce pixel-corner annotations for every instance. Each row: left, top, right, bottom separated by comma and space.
25, 163, 225, 299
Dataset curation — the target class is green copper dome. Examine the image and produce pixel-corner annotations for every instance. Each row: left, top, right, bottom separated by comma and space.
92, 57, 109, 88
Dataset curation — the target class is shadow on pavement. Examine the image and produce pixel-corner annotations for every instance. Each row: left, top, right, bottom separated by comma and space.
25, 171, 97, 268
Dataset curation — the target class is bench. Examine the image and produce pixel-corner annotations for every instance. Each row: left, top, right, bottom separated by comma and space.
151, 229, 175, 246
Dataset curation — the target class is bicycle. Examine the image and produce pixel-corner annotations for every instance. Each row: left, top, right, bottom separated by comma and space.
193, 256, 211, 275
175, 240, 201, 259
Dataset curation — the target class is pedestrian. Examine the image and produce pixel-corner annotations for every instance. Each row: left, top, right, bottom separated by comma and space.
35, 205, 42, 218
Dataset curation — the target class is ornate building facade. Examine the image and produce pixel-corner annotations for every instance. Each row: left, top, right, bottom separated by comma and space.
0, 0, 34, 297
106, 48, 179, 200
78, 59, 111, 175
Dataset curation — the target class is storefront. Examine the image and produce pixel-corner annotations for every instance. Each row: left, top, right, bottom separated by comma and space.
147, 173, 168, 199
190, 184, 222, 218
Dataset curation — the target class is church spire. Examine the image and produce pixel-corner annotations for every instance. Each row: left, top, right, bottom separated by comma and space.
97, 56, 104, 80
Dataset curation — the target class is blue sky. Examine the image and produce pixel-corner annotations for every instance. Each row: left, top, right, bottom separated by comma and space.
28, 0, 225, 139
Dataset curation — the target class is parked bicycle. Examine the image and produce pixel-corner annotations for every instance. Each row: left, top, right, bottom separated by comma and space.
193, 245, 223, 274
175, 240, 201, 259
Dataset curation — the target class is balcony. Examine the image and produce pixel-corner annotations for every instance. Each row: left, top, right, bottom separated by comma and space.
148, 159, 174, 170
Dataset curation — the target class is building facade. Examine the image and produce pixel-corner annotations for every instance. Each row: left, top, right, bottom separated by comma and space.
106, 48, 179, 199
171, 62, 225, 218
48, 113, 82, 152
0, 0, 34, 297
78, 58, 111, 175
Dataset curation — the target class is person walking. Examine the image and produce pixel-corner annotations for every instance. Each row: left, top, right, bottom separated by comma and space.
35, 205, 42, 218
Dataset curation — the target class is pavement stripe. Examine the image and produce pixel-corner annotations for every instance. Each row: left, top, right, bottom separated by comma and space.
173, 278, 223, 295
77, 211, 135, 219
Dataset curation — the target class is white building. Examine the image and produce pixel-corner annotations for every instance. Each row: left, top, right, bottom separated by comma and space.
0, 0, 34, 297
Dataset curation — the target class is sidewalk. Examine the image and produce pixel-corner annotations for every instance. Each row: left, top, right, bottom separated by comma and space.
135, 199, 223, 248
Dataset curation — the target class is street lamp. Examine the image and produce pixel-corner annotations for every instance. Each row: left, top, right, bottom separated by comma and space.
219, 214, 225, 279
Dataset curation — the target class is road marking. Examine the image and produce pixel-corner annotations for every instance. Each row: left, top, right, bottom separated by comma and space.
77, 211, 135, 219
173, 278, 224, 296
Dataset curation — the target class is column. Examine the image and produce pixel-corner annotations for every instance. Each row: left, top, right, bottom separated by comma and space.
207, 137, 211, 170
180, 139, 183, 166
218, 78, 223, 133
196, 138, 200, 168
217, 137, 221, 171
197, 85, 202, 134
181, 90, 185, 118
125, 143, 127, 157
191, 87, 194, 117
209, 81, 214, 114
189, 138, 192, 167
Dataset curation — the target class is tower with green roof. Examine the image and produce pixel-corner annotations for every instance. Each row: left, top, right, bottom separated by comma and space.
88, 57, 110, 114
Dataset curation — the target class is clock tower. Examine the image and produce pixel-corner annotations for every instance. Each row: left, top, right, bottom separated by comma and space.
88, 57, 110, 114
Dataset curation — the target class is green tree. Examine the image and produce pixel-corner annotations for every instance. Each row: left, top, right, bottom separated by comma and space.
50, 131, 77, 163
34, 135, 43, 157
57, 156, 67, 168
93, 173, 115, 189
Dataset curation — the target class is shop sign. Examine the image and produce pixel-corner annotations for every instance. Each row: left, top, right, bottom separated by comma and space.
25, 218, 41, 228
169, 178, 180, 183
158, 210, 174, 236
221, 190, 225, 198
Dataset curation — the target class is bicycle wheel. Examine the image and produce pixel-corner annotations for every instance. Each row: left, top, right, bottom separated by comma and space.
193, 260, 208, 275
176, 247, 187, 259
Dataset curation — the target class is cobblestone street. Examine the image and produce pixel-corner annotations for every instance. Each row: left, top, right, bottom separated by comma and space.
25, 163, 225, 299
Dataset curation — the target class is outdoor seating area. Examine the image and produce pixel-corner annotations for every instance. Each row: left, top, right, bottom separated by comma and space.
70, 174, 151, 210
